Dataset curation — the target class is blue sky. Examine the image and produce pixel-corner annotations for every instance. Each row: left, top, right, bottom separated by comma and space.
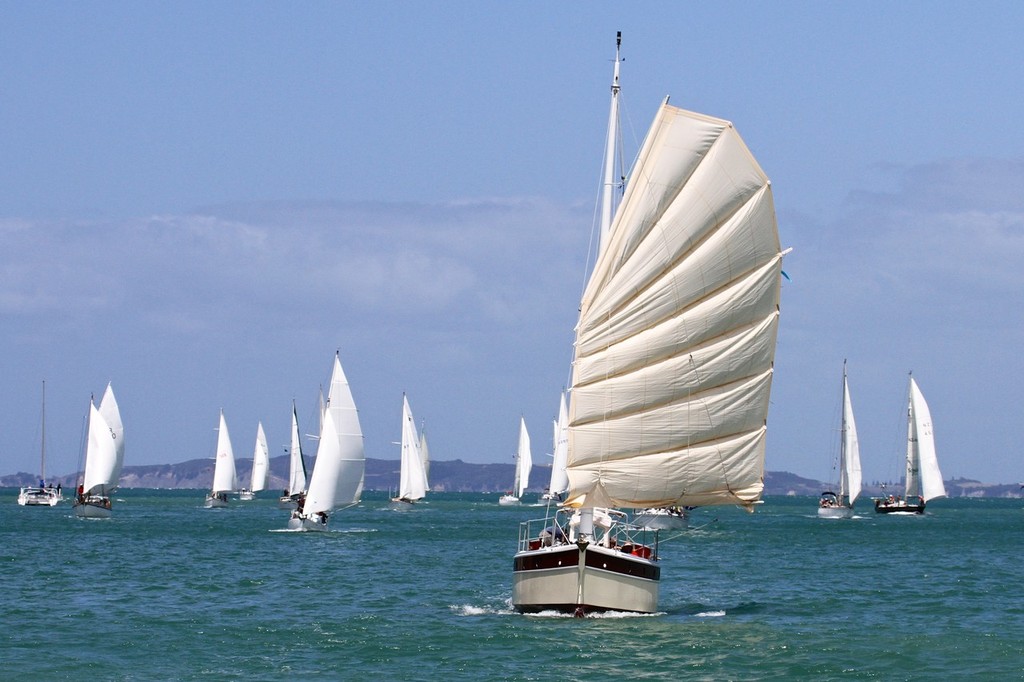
2, 2, 1023, 486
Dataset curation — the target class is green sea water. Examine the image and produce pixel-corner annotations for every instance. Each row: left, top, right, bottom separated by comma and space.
2, 490, 1022, 680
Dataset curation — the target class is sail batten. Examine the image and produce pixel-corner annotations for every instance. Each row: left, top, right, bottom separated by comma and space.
565, 101, 782, 510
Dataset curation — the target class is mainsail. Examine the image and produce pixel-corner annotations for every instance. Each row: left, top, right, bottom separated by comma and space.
564, 102, 784, 510
513, 417, 533, 498
82, 402, 118, 496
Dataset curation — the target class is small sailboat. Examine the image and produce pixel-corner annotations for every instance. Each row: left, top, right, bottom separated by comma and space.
513, 33, 786, 616
204, 410, 237, 508
874, 374, 946, 514
18, 380, 63, 507
73, 384, 125, 518
818, 361, 862, 518
288, 351, 365, 530
390, 394, 428, 506
499, 418, 533, 505
540, 393, 569, 502
240, 421, 270, 500
278, 403, 308, 509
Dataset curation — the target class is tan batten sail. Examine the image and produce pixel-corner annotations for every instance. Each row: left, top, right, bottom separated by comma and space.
564, 103, 784, 512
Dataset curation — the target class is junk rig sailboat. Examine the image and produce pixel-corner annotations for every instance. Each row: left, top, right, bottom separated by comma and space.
512, 33, 786, 616
874, 374, 946, 514
818, 361, 862, 518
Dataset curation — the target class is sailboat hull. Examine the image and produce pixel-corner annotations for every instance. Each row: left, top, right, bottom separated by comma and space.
874, 499, 925, 515
512, 543, 660, 615
204, 493, 229, 509
287, 514, 328, 532
498, 495, 520, 506
17, 488, 62, 506
238, 490, 255, 501
632, 508, 689, 530
73, 497, 112, 518
817, 505, 855, 519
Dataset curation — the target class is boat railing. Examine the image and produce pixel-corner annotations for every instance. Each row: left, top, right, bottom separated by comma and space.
517, 507, 660, 560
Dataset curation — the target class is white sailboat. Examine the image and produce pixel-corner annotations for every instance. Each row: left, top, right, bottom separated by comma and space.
499, 418, 533, 505
73, 384, 125, 518
240, 421, 270, 500
513, 33, 786, 616
541, 393, 569, 502
288, 351, 365, 530
818, 361, 862, 518
204, 410, 237, 508
391, 394, 428, 506
18, 380, 63, 507
874, 374, 946, 514
278, 402, 308, 509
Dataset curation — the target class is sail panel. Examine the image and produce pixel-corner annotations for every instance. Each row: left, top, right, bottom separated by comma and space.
575, 259, 781, 387
570, 368, 774, 466
581, 136, 778, 345
565, 426, 766, 509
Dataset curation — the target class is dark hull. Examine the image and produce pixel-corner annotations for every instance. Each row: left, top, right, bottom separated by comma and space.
875, 500, 924, 514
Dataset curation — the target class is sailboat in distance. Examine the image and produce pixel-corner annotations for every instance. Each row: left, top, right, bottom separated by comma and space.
278, 403, 307, 509
499, 418, 533, 505
204, 410, 237, 508
541, 393, 569, 502
512, 33, 786, 615
391, 394, 428, 506
288, 350, 365, 530
818, 361, 862, 518
73, 384, 125, 518
240, 421, 270, 501
18, 380, 63, 507
874, 374, 946, 514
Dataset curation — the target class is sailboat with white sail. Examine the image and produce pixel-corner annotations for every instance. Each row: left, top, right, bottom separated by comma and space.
499, 418, 533, 505
390, 394, 428, 506
204, 410, 237, 508
541, 393, 569, 502
73, 384, 125, 518
240, 421, 270, 500
818, 361, 862, 518
18, 380, 63, 507
288, 351, 365, 530
278, 403, 308, 509
512, 33, 786, 615
874, 374, 946, 514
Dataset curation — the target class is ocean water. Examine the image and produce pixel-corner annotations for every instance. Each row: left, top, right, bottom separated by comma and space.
2, 490, 1022, 680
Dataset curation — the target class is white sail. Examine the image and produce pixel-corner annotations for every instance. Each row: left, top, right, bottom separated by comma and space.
905, 376, 945, 502
212, 411, 238, 494
548, 392, 569, 497
287, 404, 307, 495
82, 402, 118, 496
419, 430, 431, 488
325, 351, 365, 505
303, 410, 346, 515
564, 102, 784, 510
96, 383, 125, 493
397, 394, 428, 501
514, 417, 533, 498
250, 421, 270, 493
840, 371, 862, 505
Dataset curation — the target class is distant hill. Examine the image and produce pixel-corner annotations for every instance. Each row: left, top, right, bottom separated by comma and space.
2, 458, 1020, 497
